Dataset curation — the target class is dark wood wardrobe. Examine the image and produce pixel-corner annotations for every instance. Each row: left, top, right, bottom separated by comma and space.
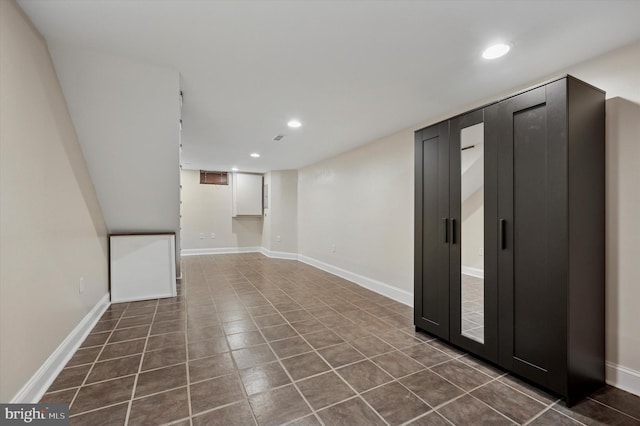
414, 75, 605, 405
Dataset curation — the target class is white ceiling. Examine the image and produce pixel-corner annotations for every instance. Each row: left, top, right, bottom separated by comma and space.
18, 0, 640, 173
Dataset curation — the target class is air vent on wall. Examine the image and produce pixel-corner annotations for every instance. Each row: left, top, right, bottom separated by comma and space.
273, 134, 286, 141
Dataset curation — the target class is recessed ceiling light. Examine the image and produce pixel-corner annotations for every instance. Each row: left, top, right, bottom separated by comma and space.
231, 167, 238, 171
250, 153, 260, 158
287, 119, 302, 128
482, 43, 510, 59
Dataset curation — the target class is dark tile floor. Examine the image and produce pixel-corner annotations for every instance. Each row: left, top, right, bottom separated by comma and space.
40, 253, 640, 425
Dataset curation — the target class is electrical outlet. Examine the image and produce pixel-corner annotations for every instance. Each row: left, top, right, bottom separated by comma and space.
276, 235, 281, 242
479, 247, 484, 256
211, 233, 216, 239
331, 244, 336, 253
79, 277, 85, 294
199, 233, 205, 239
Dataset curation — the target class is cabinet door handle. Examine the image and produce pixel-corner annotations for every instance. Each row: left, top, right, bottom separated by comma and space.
451, 218, 456, 245
500, 219, 506, 249
443, 218, 449, 243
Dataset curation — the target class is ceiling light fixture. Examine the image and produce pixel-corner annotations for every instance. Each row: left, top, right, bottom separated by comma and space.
482, 43, 510, 59
250, 153, 260, 158
287, 119, 302, 128
231, 167, 238, 171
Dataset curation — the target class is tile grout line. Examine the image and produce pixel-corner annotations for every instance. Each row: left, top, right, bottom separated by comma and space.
233, 264, 391, 426
181, 260, 195, 426
123, 298, 159, 425
67, 304, 129, 417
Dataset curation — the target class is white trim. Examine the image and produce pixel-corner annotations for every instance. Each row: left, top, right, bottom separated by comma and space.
298, 254, 413, 307
461, 266, 485, 279
181, 247, 261, 256
606, 361, 640, 397
11, 293, 111, 403
259, 247, 299, 260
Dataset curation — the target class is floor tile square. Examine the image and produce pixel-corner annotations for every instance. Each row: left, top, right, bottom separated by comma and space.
317, 397, 385, 426
71, 376, 135, 415
86, 354, 140, 383
190, 373, 244, 415
351, 335, 395, 357
363, 381, 430, 425
371, 350, 424, 378
99, 338, 146, 361
437, 394, 514, 425
188, 336, 229, 359
141, 346, 187, 371
189, 352, 236, 383
260, 324, 298, 341
232, 344, 277, 369
431, 359, 492, 391
297, 372, 355, 410
281, 352, 330, 381
239, 361, 292, 395
193, 400, 257, 426
248, 384, 311, 426
400, 370, 464, 407
68, 402, 128, 426
66, 347, 101, 367
135, 363, 187, 397
471, 380, 546, 423
129, 387, 189, 426
48, 364, 91, 392
337, 360, 393, 392
303, 330, 344, 349
270, 336, 313, 359
317, 343, 365, 368
108, 325, 150, 343
146, 331, 185, 351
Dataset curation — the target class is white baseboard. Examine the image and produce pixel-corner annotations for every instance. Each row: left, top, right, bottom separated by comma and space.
11, 293, 111, 403
606, 361, 640, 397
461, 266, 484, 279
298, 254, 413, 307
181, 246, 261, 256
260, 247, 299, 260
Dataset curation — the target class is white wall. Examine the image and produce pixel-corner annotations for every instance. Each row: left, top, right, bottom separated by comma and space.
298, 130, 414, 299
297, 41, 640, 392
180, 169, 263, 251
261, 172, 273, 251
267, 170, 298, 255
47, 42, 181, 270
0, 0, 108, 401
605, 97, 640, 377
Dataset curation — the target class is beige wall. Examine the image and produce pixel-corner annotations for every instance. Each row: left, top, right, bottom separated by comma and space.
0, 0, 108, 401
180, 169, 263, 251
267, 170, 298, 254
461, 187, 484, 273
297, 42, 640, 387
605, 97, 640, 373
298, 129, 414, 294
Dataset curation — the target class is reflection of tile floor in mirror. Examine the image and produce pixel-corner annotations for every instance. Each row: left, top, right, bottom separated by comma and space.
39, 254, 640, 425
461, 274, 484, 343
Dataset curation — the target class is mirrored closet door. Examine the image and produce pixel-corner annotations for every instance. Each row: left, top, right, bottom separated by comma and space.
449, 109, 497, 361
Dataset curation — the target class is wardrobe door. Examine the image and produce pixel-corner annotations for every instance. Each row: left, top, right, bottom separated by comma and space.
415, 121, 450, 339
493, 80, 568, 394
449, 109, 498, 362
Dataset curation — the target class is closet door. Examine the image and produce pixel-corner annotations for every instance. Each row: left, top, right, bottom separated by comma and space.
492, 80, 568, 394
449, 109, 498, 362
415, 121, 450, 339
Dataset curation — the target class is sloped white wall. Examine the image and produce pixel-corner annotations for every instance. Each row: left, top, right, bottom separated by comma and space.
48, 43, 181, 269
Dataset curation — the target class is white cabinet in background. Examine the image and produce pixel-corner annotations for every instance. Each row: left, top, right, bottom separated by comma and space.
232, 172, 263, 217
